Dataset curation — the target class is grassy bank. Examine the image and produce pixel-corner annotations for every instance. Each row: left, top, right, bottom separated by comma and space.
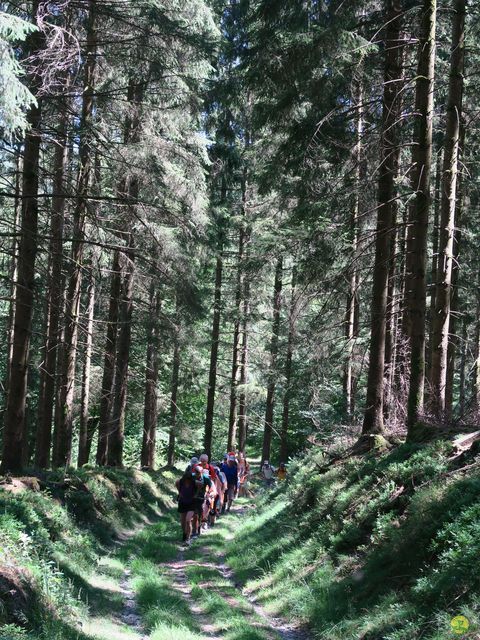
228, 440, 480, 639
0, 467, 177, 640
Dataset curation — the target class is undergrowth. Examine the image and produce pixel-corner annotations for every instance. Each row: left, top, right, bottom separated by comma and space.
0, 467, 177, 639
228, 440, 480, 639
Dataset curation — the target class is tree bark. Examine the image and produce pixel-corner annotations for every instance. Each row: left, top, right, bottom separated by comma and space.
141, 281, 161, 469
78, 264, 96, 467
459, 315, 467, 416
237, 233, 251, 454
279, 267, 297, 462
344, 78, 362, 422
262, 256, 283, 463
1, 1, 43, 474
429, 0, 465, 418
4, 148, 22, 403
167, 326, 181, 467
96, 250, 121, 465
473, 301, 480, 415
107, 238, 135, 467
96, 76, 143, 466
445, 132, 466, 418
204, 253, 223, 458
35, 98, 69, 469
362, 0, 404, 435
406, 0, 437, 434
384, 206, 400, 421
426, 149, 443, 376
55, 0, 97, 466
227, 227, 245, 451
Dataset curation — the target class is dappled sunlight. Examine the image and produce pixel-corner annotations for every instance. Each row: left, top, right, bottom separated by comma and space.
82, 617, 144, 640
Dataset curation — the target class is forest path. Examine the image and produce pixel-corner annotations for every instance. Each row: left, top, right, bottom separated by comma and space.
159, 503, 312, 640
78, 496, 311, 640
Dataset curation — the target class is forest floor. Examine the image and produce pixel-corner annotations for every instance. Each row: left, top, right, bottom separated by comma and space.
81, 499, 311, 640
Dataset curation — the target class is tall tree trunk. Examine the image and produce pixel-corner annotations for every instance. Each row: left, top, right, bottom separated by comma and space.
344, 78, 362, 421
227, 227, 245, 451
141, 282, 161, 469
237, 235, 251, 454
406, 0, 437, 434
167, 327, 180, 467
96, 76, 143, 466
35, 100, 69, 469
204, 175, 227, 458
96, 251, 121, 465
473, 301, 480, 415
445, 140, 466, 418
204, 253, 223, 458
262, 256, 283, 463
107, 238, 135, 467
426, 149, 443, 376
55, 1, 97, 466
362, 0, 404, 435
393, 199, 410, 406
458, 315, 467, 416
51, 282, 66, 467
384, 210, 399, 421
429, 0, 465, 418
5, 148, 22, 402
78, 265, 96, 467
279, 267, 297, 462
1, 1, 43, 473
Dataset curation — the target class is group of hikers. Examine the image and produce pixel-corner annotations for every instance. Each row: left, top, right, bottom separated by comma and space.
175, 452, 288, 543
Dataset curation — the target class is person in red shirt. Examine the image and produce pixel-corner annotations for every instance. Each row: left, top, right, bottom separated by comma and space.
199, 453, 217, 481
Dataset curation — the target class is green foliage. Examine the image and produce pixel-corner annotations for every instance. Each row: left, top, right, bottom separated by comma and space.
0, 468, 176, 638
0, 12, 37, 136
0, 625, 31, 640
228, 442, 480, 639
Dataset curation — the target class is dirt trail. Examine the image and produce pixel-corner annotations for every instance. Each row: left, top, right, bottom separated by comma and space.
162, 506, 312, 640
165, 549, 224, 640
119, 569, 148, 639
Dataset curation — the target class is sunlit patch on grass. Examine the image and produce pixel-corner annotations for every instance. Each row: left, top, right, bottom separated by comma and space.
97, 556, 126, 579
82, 617, 143, 640
150, 622, 209, 640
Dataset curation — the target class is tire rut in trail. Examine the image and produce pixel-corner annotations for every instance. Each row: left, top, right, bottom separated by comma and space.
165, 547, 224, 639
222, 503, 313, 640
120, 568, 149, 640
214, 552, 312, 640
162, 501, 312, 640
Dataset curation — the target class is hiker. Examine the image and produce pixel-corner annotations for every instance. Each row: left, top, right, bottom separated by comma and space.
192, 464, 213, 537
276, 462, 288, 481
199, 453, 217, 481
220, 454, 238, 512
200, 467, 217, 529
237, 452, 246, 482
176, 471, 196, 543
185, 456, 199, 475
238, 454, 252, 497
211, 462, 226, 522
261, 460, 275, 486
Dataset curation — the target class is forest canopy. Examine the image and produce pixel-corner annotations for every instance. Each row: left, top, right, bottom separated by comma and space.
0, 0, 478, 473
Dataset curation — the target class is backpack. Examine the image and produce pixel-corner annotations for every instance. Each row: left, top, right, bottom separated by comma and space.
178, 478, 195, 503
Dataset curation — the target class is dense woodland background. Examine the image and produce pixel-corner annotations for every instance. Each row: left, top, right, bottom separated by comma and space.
0, 0, 479, 473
